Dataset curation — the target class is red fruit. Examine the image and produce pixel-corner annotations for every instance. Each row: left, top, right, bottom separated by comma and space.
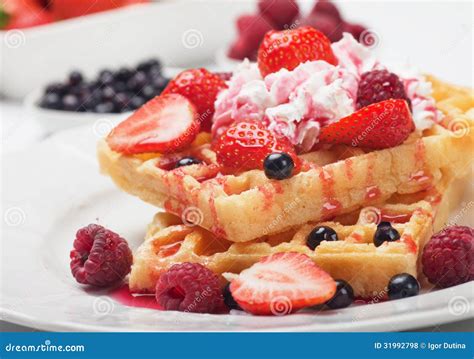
258, 0, 299, 30
357, 70, 412, 111
107, 94, 200, 155
298, 13, 343, 42
155, 262, 225, 314
162, 68, 227, 132
51, 0, 120, 20
228, 37, 255, 60
214, 72, 233, 82
236, 14, 275, 51
212, 122, 299, 171
310, 0, 342, 22
422, 226, 474, 288
319, 99, 414, 149
70, 224, 133, 287
1, 0, 54, 29
230, 252, 336, 315
257, 26, 337, 77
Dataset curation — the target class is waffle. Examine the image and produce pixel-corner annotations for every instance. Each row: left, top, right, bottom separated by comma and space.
98, 78, 473, 243
129, 173, 468, 298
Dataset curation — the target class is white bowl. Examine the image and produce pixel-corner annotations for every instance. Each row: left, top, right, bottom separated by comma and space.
0, 0, 253, 99
24, 67, 183, 134
214, 46, 242, 71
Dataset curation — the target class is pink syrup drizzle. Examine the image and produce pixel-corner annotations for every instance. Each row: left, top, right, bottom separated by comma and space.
109, 284, 163, 310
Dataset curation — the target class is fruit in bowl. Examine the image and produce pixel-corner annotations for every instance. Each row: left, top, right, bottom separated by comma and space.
227, 0, 368, 62
38, 58, 169, 114
0, 0, 149, 30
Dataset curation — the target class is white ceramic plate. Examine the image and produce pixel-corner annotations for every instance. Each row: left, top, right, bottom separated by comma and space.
1, 125, 473, 332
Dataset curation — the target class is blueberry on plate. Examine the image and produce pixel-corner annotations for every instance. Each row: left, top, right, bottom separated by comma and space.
263, 152, 294, 180
373, 221, 400, 247
387, 273, 420, 300
223, 283, 241, 310
306, 226, 338, 250
326, 280, 354, 309
175, 157, 202, 168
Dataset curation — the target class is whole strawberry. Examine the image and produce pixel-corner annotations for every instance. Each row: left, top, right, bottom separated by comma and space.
257, 26, 337, 77
163, 68, 227, 132
422, 226, 473, 288
212, 122, 299, 172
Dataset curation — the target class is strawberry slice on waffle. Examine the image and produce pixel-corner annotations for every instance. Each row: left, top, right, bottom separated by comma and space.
107, 94, 200, 155
319, 99, 415, 149
230, 252, 336, 315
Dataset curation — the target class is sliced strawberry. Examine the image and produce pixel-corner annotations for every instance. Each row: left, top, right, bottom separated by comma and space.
212, 122, 300, 171
107, 94, 199, 155
257, 26, 337, 77
230, 252, 336, 315
319, 99, 415, 149
162, 68, 227, 132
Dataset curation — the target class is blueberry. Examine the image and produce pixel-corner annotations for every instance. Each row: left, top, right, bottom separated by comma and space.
137, 59, 161, 73
263, 152, 295, 180
115, 67, 133, 81
326, 280, 354, 309
374, 222, 400, 247
223, 283, 241, 310
62, 94, 80, 111
127, 71, 148, 91
306, 226, 338, 250
94, 102, 115, 113
45, 82, 66, 95
40, 93, 62, 109
98, 69, 114, 85
101, 86, 116, 100
151, 76, 169, 91
388, 273, 420, 300
113, 81, 127, 93
141, 85, 157, 100
69, 70, 83, 86
129, 96, 145, 110
175, 157, 202, 168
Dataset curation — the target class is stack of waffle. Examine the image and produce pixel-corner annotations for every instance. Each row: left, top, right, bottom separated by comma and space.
98, 78, 473, 298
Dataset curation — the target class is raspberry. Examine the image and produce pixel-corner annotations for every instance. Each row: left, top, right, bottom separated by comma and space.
70, 224, 133, 287
422, 226, 474, 288
356, 70, 412, 111
258, 0, 299, 29
155, 263, 225, 313
214, 72, 233, 82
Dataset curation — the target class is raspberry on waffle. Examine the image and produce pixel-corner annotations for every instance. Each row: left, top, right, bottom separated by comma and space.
129, 174, 468, 298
